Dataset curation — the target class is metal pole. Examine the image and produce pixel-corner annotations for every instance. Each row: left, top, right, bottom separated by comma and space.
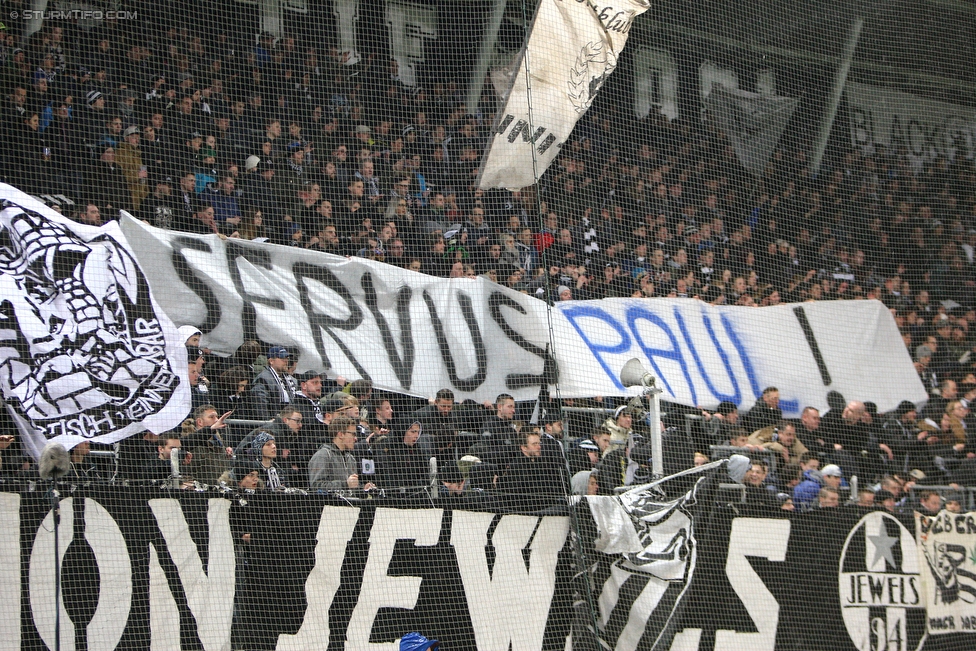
52, 487, 61, 651
466, 0, 508, 113
808, 17, 864, 176
646, 385, 664, 477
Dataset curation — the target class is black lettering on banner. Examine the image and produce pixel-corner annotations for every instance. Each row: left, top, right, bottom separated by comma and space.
507, 120, 547, 145
487, 292, 558, 389
891, 115, 921, 156
495, 115, 560, 154
292, 261, 371, 381
145, 511, 206, 648
537, 133, 558, 154
360, 272, 415, 389
792, 306, 831, 386
422, 290, 487, 392
170, 237, 221, 334
495, 114, 515, 134
224, 242, 286, 343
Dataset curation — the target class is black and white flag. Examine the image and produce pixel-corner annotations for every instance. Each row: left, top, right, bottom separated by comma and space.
478, 0, 650, 190
0, 183, 189, 457
707, 86, 798, 176
580, 463, 721, 651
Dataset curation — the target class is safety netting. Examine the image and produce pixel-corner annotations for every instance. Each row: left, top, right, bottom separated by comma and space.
1, 1, 975, 650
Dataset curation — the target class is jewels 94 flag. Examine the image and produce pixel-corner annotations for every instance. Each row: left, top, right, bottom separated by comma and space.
478, 0, 650, 190
0, 184, 189, 458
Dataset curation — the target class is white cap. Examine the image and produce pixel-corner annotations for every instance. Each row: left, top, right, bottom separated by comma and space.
821, 464, 843, 477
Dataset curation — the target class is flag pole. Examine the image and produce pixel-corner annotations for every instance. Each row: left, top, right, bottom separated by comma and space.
809, 17, 864, 175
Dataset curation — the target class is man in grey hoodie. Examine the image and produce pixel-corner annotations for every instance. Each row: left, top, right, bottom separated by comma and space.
309, 415, 376, 494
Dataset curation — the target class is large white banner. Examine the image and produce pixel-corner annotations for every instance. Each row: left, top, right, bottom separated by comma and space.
478, 0, 650, 190
120, 216, 925, 414
119, 215, 556, 403
0, 184, 189, 456
917, 510, 976, 634
847, 82, 976, 161
550, 296, 925, 415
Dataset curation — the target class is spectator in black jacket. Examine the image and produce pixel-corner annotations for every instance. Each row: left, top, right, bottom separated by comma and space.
499, 431, 567, 497
741, 386, 783, 433
142, 433, 193, 487
482, 393, 519, 467
378, 419, 429, 491
414, 388, 457, 457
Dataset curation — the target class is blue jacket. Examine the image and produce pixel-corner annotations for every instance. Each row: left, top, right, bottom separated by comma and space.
208, 191, 242, 226
792, 470, 823, 507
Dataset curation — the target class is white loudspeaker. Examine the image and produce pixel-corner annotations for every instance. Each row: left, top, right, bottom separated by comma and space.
620, 358, 655, 388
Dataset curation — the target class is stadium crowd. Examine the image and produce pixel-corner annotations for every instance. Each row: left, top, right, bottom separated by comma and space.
2, 13, 976, 511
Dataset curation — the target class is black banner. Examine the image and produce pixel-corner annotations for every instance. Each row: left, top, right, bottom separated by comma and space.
6, 488, 976, 651
677, 503, 971, 651
7, 487, 575, 651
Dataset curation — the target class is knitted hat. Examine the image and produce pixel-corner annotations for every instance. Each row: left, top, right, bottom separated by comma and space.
251, 432, 275, 452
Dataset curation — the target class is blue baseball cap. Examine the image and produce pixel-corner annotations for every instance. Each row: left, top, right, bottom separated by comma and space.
268, 346, 291, 359
399, 633, 439, 651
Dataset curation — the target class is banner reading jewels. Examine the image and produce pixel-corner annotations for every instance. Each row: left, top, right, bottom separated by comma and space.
917, 510, 976, 634
9, 487, 976, 651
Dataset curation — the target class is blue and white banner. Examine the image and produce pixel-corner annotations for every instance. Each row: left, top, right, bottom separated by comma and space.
551, 297, 926, 415
119, 215, 925, 413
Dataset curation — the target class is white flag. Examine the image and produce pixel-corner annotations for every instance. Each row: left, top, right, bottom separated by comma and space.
478, 0, 650, 190
0, 184, 189, 455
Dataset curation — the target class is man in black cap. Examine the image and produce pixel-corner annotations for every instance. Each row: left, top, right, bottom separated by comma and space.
140, 175, 177, 227
567, 437, 600, 475
881, 400, 923, 470
250, 346, 294, 419
437, 462, 467, 501
874, 489, 899, 513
